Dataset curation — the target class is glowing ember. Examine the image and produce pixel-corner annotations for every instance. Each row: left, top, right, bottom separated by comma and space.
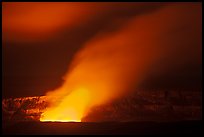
40, 120, 81, 122
40, 88, 90, 122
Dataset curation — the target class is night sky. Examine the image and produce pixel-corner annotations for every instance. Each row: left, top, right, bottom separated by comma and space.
2, 2, 202, 98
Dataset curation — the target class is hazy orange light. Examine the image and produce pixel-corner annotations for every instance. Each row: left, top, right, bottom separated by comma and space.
40, 88, 90, 122
38, 3, 201, 123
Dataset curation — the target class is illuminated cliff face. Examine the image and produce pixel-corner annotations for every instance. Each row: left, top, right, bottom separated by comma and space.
2, 90, 202, 122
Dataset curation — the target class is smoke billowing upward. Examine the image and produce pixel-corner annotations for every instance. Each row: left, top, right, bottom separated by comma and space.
40, 3, 201, 121
2, 2, 201, 121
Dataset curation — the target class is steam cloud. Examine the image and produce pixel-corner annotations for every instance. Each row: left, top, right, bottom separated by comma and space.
43, 3, 201, 120
2, 2, 201, 120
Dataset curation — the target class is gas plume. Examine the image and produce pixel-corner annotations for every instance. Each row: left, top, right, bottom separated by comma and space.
40, 3, 201, 122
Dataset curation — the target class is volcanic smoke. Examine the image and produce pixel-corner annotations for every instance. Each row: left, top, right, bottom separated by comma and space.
39, 3, 201, 122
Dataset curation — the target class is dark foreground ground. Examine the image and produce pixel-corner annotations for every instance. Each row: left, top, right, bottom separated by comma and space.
2, 120, 203, 135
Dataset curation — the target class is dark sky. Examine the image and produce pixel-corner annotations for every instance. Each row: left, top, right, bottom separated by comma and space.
2, 2, 202, 98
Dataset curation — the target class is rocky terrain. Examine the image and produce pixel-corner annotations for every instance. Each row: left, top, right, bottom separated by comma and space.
2, 89, 202, 123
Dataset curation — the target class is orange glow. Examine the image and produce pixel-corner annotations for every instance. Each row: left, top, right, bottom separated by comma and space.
2, 2, 108, 43
40, 88, 90, 122
38, 3, 201, 122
